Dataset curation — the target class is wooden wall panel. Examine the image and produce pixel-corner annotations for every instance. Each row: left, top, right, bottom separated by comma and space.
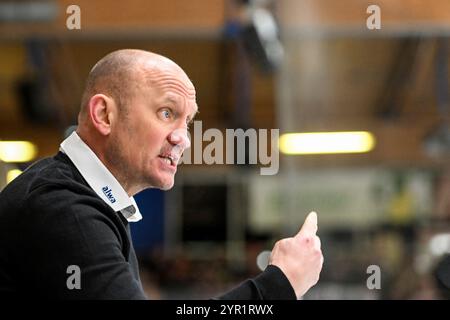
279, 0, 450, 32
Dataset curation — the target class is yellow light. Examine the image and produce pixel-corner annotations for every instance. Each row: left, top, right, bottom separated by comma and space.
6, 169, 22, 184
279, 131, 376, 155
0, 141, 37, 162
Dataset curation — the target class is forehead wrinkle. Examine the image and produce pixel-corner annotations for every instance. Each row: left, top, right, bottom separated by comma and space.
145, 70, 196, 98
156, 81, 196, 100
142, 62, 198, 116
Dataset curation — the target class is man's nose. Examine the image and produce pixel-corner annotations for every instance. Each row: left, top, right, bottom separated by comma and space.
168, 128, 191, 150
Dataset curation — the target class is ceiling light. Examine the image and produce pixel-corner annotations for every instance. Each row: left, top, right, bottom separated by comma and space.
0, 141, 37, 162
279, 131, 376, 155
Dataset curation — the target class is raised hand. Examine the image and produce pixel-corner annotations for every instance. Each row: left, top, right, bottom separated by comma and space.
269, 211, 324, 299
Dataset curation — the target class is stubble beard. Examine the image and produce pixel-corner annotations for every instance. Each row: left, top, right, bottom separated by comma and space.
105, 138, 141, 195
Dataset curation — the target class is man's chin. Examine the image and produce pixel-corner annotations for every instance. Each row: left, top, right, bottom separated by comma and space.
146, 170, 176, 190
159, 182, 175, 191
155, 176, 175, 191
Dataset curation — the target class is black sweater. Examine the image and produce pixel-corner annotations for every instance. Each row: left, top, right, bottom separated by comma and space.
0, 152, 295, 299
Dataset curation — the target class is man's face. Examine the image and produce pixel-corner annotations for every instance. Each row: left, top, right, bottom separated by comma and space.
108, 65, 197, 192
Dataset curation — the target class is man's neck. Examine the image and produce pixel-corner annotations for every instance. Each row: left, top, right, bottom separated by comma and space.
76, 129, 142, 197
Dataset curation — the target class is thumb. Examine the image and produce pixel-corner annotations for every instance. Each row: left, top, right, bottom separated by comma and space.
297, 211, 318, 236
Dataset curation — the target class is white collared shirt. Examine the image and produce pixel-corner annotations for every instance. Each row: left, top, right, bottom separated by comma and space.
60, 132, 143, 222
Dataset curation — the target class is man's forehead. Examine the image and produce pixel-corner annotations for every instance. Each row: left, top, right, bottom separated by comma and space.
137, 57, 198, 115
141, 58, 191, 81
142, 66, 195, 92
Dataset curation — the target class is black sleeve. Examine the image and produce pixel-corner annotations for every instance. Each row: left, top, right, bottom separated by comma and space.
214, 265, 296, 300
21, 184, 147, 299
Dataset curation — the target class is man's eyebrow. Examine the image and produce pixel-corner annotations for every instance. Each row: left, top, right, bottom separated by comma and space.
164, 96, 178, 105
188, 107, 199, 121
163, 95, 198, 120
190, 108, 199, 118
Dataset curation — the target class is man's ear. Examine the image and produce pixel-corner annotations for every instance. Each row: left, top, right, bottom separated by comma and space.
87, 94, 116, 136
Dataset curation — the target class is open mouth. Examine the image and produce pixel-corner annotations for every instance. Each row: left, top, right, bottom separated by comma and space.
158, 155, 176, 166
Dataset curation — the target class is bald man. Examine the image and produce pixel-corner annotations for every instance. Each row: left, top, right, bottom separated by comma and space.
0, 49, 323, 299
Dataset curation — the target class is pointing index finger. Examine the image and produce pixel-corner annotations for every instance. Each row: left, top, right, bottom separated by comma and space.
297, 211, 318, 237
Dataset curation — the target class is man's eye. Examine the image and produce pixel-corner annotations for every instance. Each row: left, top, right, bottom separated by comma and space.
161, 110, 171, 119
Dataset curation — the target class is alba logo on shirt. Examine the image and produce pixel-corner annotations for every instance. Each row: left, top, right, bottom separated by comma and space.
102, 186, 116, 204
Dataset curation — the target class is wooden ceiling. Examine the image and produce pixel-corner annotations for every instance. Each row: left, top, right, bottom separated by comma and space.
278, 37, 446, 168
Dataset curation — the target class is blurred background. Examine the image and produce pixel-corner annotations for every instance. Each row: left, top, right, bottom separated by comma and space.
1, 0, 450, 299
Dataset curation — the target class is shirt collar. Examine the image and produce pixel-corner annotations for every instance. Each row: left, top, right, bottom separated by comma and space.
60, 132, 142, 222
